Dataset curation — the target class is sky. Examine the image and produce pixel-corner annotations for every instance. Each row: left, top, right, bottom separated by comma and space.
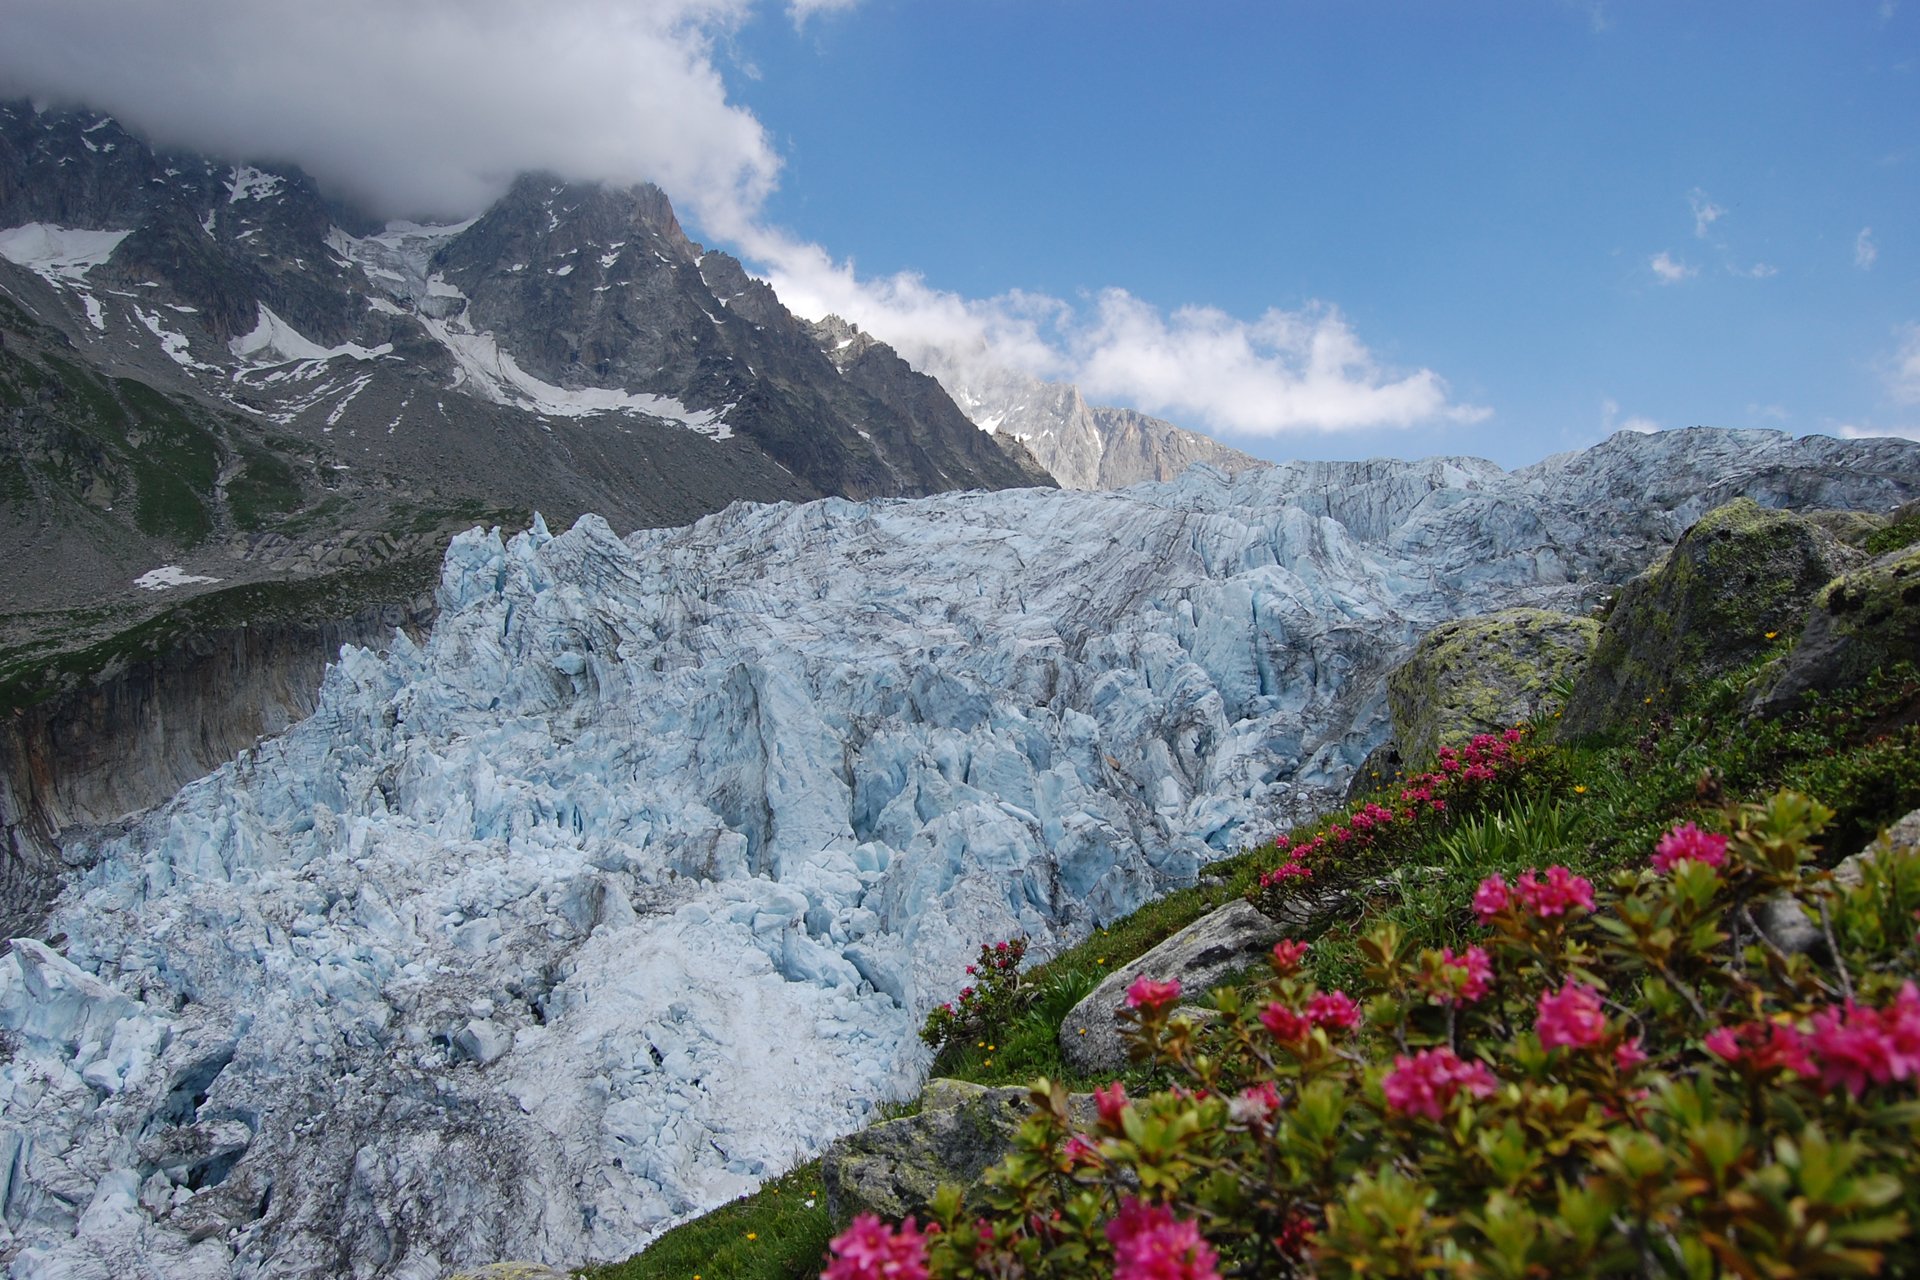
0, 0, 1914, 468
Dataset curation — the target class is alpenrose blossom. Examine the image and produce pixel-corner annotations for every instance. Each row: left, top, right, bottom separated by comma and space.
1433, 945, 1492, 1005
1536, 980, 1608, 1050
1259, 1002, 1312, 1043
1515, 866, 1595, 917
1095, 1081, 1131, 1128
1651, 821, 1729, 873
822, 1213, 931, 1280
1473, 874, 1512, 923
1705, 1020, 1816, 1077
1382, 1047, 1499, 1121
1806, 982, 1920, 1096
1105, 1199, 1221, 1280
1270, 939, 1310, 974
1305, 989, 1362, 1031
1126, 976, 1182, 1012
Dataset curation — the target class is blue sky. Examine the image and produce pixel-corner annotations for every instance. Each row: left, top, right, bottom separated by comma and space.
724, 2, 1919, 464
2, 0, 1914, 468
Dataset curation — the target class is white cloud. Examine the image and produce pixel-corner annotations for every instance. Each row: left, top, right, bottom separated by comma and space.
1888, 324, 1920, 406
1688, 188, 1726, 239
0, 0, 780, 229
787, 0, 860, 23
739, 225, 1485, 436
0, 0, 1478, 441
1602, 397, 1660, 435
1856, 227, 1879, 269
1837, 422, 1920, 442
1649, 251, 1697, 284
1735, 262, 1778, 279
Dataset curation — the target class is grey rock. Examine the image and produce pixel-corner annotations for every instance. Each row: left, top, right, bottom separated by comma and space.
1747, 542, 1920, 718
1060, 900, 1287, 1077
911, 356, 1267, 490
1386, 608, 1599, 764
1559, 499, 1860, 740
1755, 806, 1920, 955
822, 1079, 1098, 1229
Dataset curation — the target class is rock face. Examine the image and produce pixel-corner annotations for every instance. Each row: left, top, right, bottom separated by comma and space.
1385, 609, 1601, 765
919, 354, 1267, 490
1558, 499, 1861, 739
2, 437, 1919, 1279
822, 1079, 1097, 1228
1748, 541, 1920, 717
1060, 900, 1288, 1077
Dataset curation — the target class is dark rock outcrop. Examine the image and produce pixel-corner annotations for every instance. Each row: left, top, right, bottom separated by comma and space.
1557, 499, 1860, 740
823, 1079, 1099, 1228
1059, 900, 1288, 1077
1385, 608, 1600, 764
1748, 542, 1920, 718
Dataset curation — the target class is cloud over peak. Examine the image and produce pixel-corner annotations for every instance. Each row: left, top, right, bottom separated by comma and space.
0, 0, 780, 230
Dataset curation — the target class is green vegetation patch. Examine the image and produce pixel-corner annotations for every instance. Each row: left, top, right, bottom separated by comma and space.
581, 1161, 831, 1280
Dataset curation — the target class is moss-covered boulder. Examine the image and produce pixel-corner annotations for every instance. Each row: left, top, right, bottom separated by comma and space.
821, 1079, 1098, 1228
1748, 543, 1920, 716
1558, 499, 1858, 740
1385, 609, 1600, 764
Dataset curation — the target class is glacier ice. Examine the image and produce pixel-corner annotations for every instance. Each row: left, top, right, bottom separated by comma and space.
2, 432, 1915, 1278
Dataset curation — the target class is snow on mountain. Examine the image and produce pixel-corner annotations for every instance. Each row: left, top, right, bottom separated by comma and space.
0, 223, 133, 283
4, 428, 1915, 1279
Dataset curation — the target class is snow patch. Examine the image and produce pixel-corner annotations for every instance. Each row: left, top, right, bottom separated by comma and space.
226, 164, 284, 203
418, 303, 734, 438
0, 223, 133, 282
229, 304, 392, 367
133, 565, 220, 591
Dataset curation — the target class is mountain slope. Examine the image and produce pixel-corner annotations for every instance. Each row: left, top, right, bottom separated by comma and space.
2, 428, 1914, 1279
912, 348, 1266, 489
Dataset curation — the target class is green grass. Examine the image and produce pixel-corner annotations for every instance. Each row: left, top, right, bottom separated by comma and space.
226, 446, 305, 529
580, 1161, 831, 1280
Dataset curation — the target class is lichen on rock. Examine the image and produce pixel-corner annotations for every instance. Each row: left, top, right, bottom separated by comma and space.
1384, 608, 1599, 765
1748, 542, 1920, 717
1558, 499, 1859, 740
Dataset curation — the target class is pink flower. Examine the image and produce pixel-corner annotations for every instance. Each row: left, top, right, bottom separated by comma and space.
1473, 874, 1510, 923
1382, 1048, 1499, 1121
1094, 1082, 1131, 1128
1516, 866, 1595, 917
1260, 1002, 1311, 1043
1706, 1020, 1815, 1077
1503, 727, 1524, 744
1306, 990, 1362, 1031
1125, 976, 1182, 1012
1062, 1134, 1103, 1168
822, 1214, 931, 1280
1651, 822, 1729, 874
1614, 1035, 1648, 1071
1105, 1199, 1221, 1280
1435, 946, 1492, 1005
1270, 939, 1310, 974
1803, 986, 1920, 1097
1536, 981, 1607, 1050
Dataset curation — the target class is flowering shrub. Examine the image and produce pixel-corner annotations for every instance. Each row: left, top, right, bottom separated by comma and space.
919, 938, 1028, 1060
847, 790, 1920, 1278
1250, 729, 1539, 912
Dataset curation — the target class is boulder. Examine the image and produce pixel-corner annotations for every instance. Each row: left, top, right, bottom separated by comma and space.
1559, 500, 1859, 740
443, 1265, 571, 1280
1385, 608, 1600, 765
1059, 900, 1288, 1077
1747, 543, 1920, 718
1756, 806, 1920, 956
821, 1079, 1099, 1228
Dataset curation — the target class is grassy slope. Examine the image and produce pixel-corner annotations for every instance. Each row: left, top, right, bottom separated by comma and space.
589, 641, 1920, 1280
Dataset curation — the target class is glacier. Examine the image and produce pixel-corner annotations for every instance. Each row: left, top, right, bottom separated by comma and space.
2, 430, 1916, 1279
